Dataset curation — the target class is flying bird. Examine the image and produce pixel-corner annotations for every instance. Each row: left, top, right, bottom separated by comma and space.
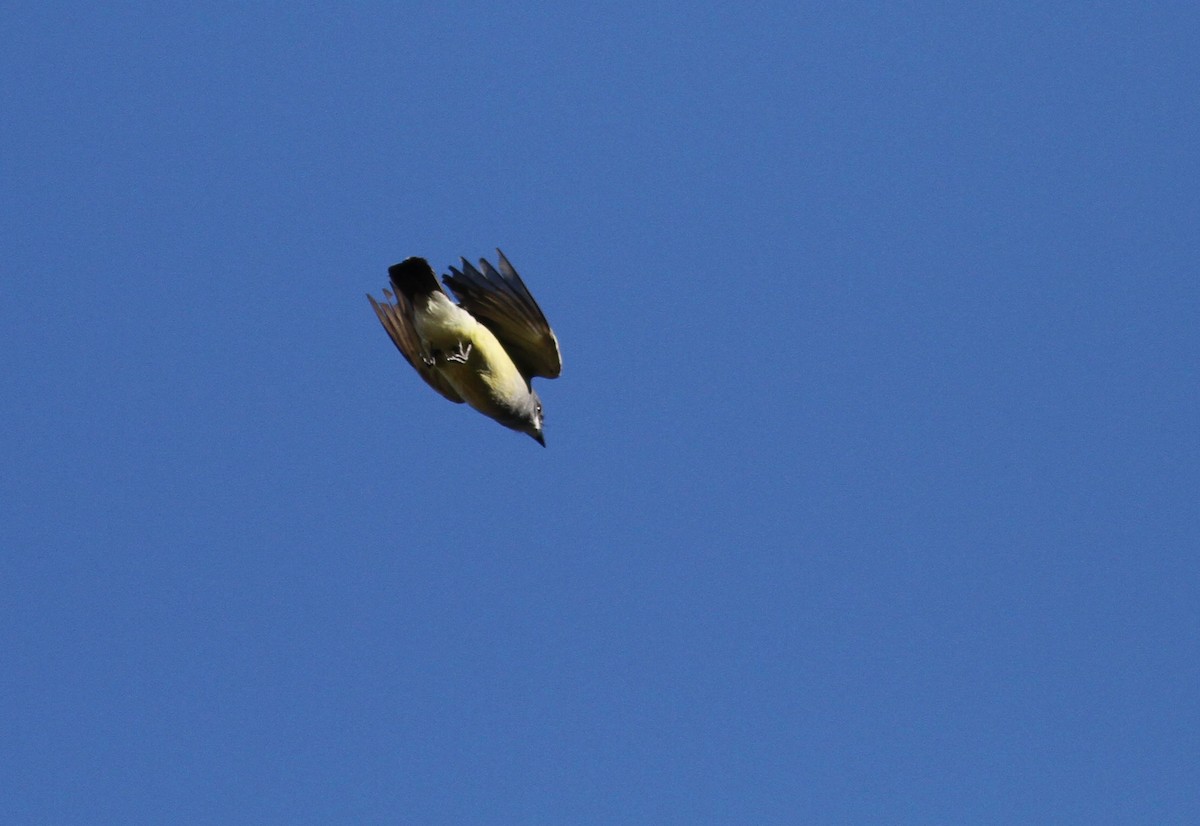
368, 250, 561, 445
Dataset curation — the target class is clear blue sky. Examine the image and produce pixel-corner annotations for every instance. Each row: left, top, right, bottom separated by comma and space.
2, 3, 1196, 822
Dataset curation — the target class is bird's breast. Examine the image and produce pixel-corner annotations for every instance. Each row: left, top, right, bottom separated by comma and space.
414, 295, 529, 413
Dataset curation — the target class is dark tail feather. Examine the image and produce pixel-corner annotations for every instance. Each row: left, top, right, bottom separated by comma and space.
388, 257, 442, 301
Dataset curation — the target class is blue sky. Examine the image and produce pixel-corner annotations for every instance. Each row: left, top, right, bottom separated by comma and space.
2, 2, 1197, 822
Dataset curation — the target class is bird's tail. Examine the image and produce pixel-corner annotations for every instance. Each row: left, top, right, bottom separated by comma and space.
387, 257, 442, 302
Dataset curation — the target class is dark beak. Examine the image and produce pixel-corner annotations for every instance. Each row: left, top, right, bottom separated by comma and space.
533, 431, 546, 447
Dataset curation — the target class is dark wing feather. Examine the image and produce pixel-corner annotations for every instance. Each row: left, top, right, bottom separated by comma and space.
442, 249, 562, 379
368, 289, 464, 404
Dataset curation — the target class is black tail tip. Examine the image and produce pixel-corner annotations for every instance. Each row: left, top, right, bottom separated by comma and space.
387, 257, 440, 298
388, 256, 433, 279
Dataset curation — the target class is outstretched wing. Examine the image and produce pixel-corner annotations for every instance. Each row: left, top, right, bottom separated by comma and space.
368, 289, 464, 404
442, 250, 562, 380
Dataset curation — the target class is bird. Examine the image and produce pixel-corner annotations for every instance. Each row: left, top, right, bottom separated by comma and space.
368, 250, 561, 446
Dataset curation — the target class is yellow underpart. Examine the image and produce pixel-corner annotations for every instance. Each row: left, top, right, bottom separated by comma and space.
414, 294, 530, 414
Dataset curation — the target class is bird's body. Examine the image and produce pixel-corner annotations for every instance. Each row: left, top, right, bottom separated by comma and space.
368, 251, 560, 445
411, 292, 529, 415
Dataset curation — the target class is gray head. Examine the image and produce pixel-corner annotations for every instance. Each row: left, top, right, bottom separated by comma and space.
489, 388, 546, 445
522, 391, 546, 446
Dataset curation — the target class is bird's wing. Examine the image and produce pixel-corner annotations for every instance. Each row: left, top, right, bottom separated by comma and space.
442, 250, 562, 379
368, 289, 465, 403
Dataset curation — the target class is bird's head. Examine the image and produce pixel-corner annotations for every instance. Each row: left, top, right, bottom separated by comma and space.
495, 390, 546, 446
524, 394, 546, 447
505, 392, 545, 446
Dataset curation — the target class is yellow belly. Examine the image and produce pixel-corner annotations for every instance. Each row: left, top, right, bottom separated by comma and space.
414, 294, 529, 413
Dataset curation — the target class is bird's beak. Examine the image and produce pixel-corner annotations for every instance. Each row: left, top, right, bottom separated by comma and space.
533, 431, 546, 447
